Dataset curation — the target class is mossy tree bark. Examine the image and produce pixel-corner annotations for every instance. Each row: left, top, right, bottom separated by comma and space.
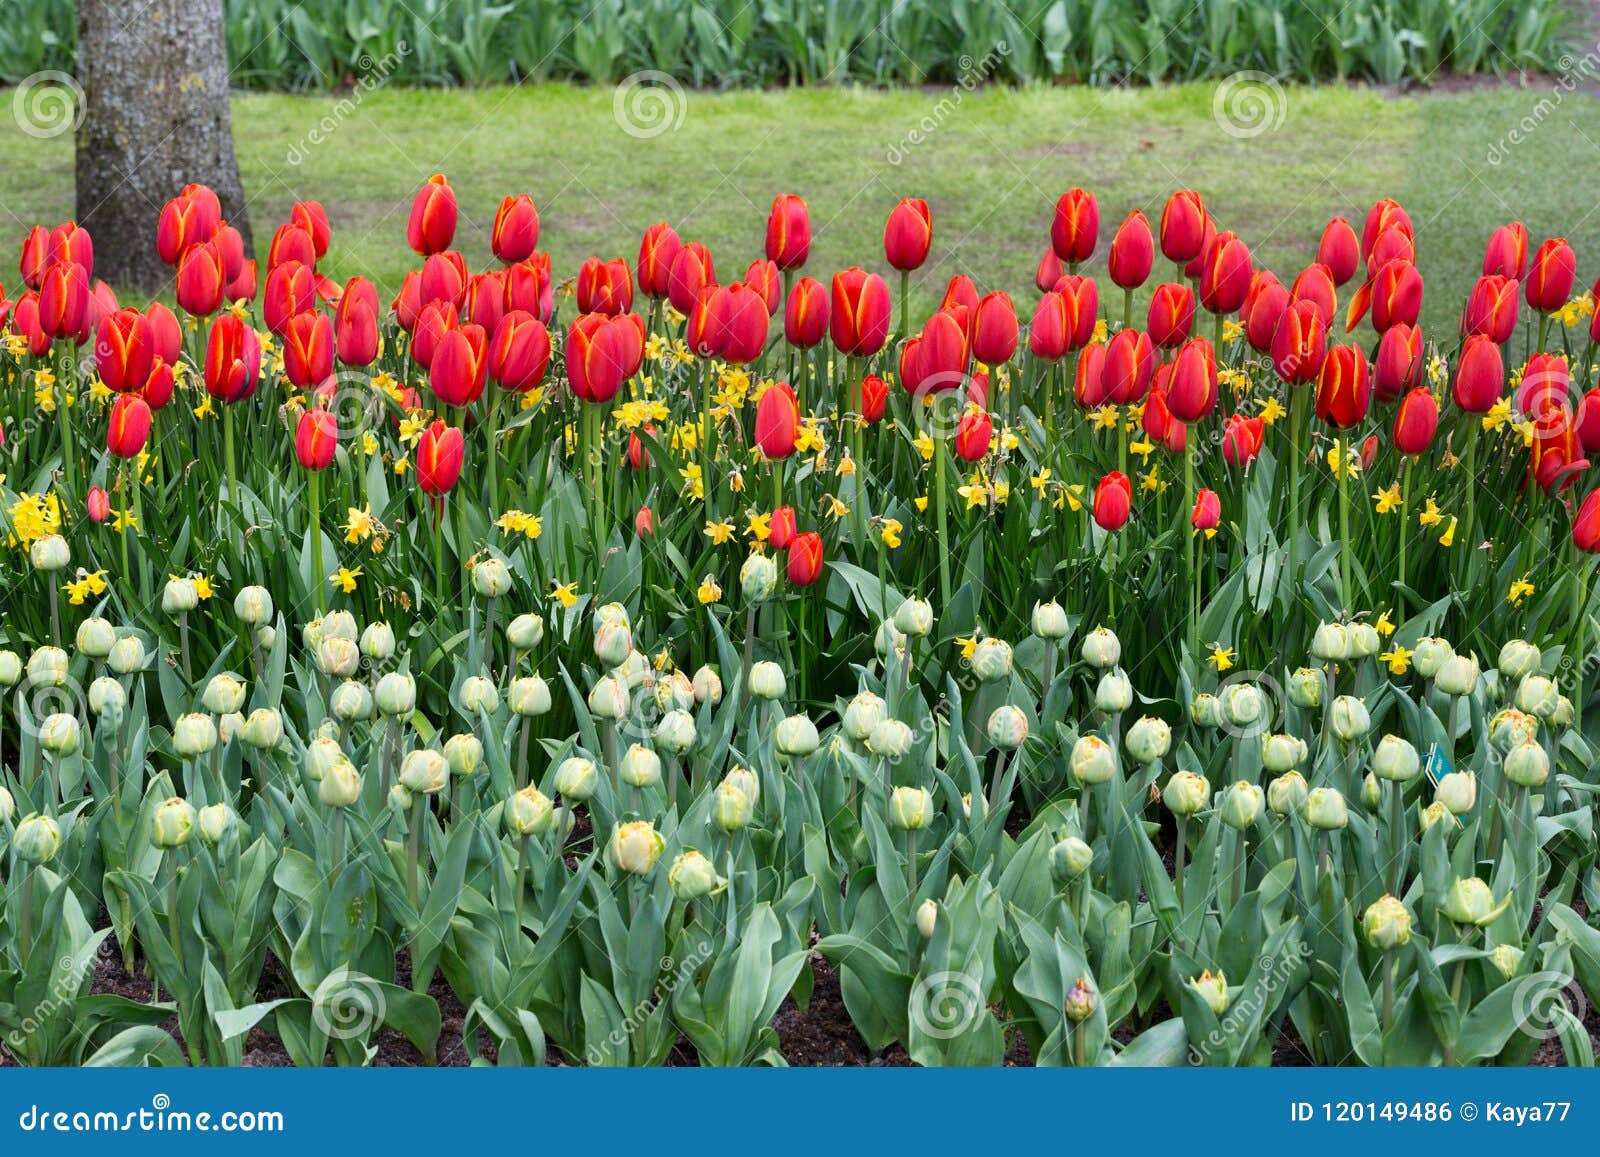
75, 0, 251, 291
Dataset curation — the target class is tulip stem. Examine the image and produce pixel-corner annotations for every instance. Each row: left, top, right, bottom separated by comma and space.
55, 353, 76, 499
1572, 543, 1589, 735
904, 829, 918, 895
308, 468, 325, 614
934, 442, 951, 609
165, 853, 181, 968
1174, 815, 1187, 907
18, 864, 32, 969
1461, 423, 1479, 588
1074, 1020, 1087, 1067
1185, 447, 1197, 658
1397, 457, 1411, 611
1288, 384, 1307, 585
898, 270, 909, 341
332, 806, 346, 868
485, 392, 499, 511
514, 834, 530, 933
407, 800, 422, 909
224, 404, 237, 504
1337, 438, 1352, 611
1382, 950, 1395, 1035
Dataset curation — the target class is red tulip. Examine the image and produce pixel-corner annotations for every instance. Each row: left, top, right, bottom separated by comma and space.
492, 194, 540, 264
829, 267, 892, 357
1574, 490, 1600, 552
1191, 488, 1221, 531
204, 314, 262, 403
786, 531, 824, 586
19, 225, 49, 288
289, 201, 330, 260
577, 256, 634, 315
1147, 282, 1194, 348
769, 505, 797, 550
411, 300, 458, 371
861, 373, 888, 423
1365, 226, 1415, 281
1159, 190, 1207, 265
1198, 231, 1252, 315
714, 281, 770, 365
754, 382, 800, 459
155, 197, 212, 266
912, 310, 970, 394
1361, 199, 1413, 260
263, 260, 315, 334
1073, 344, 1108, 409
1093, 471, 1133, 530
335, 291, 379, 367
766, 193, 810, 271
1028, 291, 1070, 361
953, 408, 993, 462
1526, 237, 1576, 313
1314, 344, 1371, 428
1579, 387, 1600, 453
38, 260, 90, 339
488, 311, 551, 393
1369, 260, 1423, 333
417, 419, 465, 496
211, 223, 245, 285
1055, 275, 1100, 349
1517, 353, 1571, 419
1462, 274, 1519, 343
745, 259, 780, 315
1035, 248, 1064, 291
1289, 264, 1337, 327
430, 323, 489, 407
1051, 188, 1099, 265
87, 486, 111, 524
627, 425, 654, 471
1530, 405, 1585, 493
1140, 383, 1186, 454
420, 250, 468, 309
14, 291, 50, 356
95, 308, 153, 393
1108, 211, 1154, 290
1317, 217, 1361, 286
1373, 323, 1422, 402
268, 222, 316, 272
1221, 413, 1266, 467
1241, 272, 1288, 352
566, 312, 626, 403
142, 358, 175, 411
407, 174, 457, 256
106, 393, 152, 459
295, 408, 338, 471
939, 275, 978, 333
466, 270, 506, 334
503, 254, 554, 324
784, 276, 830, 348
1483, 222, 1529, 280
45, 222, 92, 281
635, 506, 654, 537
637, 223, 682, 300
1271, 299, 1327, 383
1101, 328, 1155, 404
393, 271, 423, 331
1167, 337, 1218, 422
884, 199, 932, 271
1451, 334, 1504, 413
225, 258, 257, 304
971, 291, 1018, 365
282, 311, 334, 388
1392, 386, 1438, 456
667, 242, 716, 316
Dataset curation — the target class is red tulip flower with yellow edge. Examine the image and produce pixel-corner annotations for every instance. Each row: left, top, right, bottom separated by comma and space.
1093, 471, 1133, 531
420, 250, 468, 310
1452, 334, 1504, 413
769, 505, 797, 550
972, 291, 1018, 365
431, 323, 490, 408
637, 222, 682, 300
1035, 248, 1064, 291
1525, 237, 1576, 314
1160, 190, 1207, 266
1314, 344, 1372, 428
1108, 210, 1154, 291
1373, 323, 1422, 401
1574, 490, 1600, 552
1392, 386, 1439, 456
1361, 198, 1413, 260
87, 486, 111, 524
203, 313, 262, 403
1073, 344, 1108, 409
504, 253, 554, 323
492, 194, 540, 264
417, 419, 465, 498
407, 174, 457, 256
263, 261, 315, 334
268, 222, 315, 272
466, 271, 505, 335
488, 311, 551, 393
290, 200, 330, 259
95, 308, 153, 393
282, 311, 334, 389
1166, 336, 1218, 422
784, 276, 829, 348
1271, 299, 1327, 383
1191, 488, 1221, 532
745, 259, 780, 316
754, 382, 800, 460
1483, 222, 1529, 280
1317, 217, 1361, 286
1051, 188, 1099, 266
1369, 260, 1423, 333
786, 531, 824, 586
830, 267, 892, 357
1517, 353, 1570, 419
1141, 383, 1186, 454
1028, 290, 1070, 362
411, 300, 458, 371
714, 281, 770, 365
1462, 274, 1519, 343
1101, 328, 1155, 405
106, 393, 151, 459
687, 285, 727, 358
295, 408, 338, 472
19, 224, 48, 288
1289, 264, 1337, 328
39, 259, 90, 339
883, 199, 931, 271
1147, 283, 1194, 348
861, 373, 888, 423
766, 194, 810, 271
1221, 414, 1266, 467
1242, 273, 1288, 353
667, 242, 715, 316
335, 286, 379, 368
953, 408, 993, 462
566, 313, 626, 404
1198, 232, 1252, 315
577, 256, 634, 316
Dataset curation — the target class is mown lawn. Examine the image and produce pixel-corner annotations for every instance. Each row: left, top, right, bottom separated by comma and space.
4, 80, 1598, 329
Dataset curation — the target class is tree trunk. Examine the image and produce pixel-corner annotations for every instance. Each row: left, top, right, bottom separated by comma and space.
75, 0, 251, 292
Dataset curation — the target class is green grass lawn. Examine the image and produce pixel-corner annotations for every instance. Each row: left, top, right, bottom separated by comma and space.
5, 81, 1599, 330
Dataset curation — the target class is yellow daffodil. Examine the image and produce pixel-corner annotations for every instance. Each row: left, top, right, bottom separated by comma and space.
344, 505, 378, 544
549, 581, 578, 608
1375, 609, 1395, 638
1508, 576, 1535, 606
1418, 496, 1444, 527
1373, 483, 1402, 515
330, 566, 362, 593
1209, 644, 1235, 672
1381, 646, 1413, 675
704, 519, 736, 545
1438, 515, 1457, 547
880, 518, 903, 549
697, 575, 722, 604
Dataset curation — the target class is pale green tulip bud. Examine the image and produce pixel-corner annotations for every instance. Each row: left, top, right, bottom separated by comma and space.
241, 707, 282, 750
1094, 670, 1132, 713
1188, 970, 1229, 1014
1435, 654, 1479, 698
505, 787, 554, 837
1071, 734, 1116, 785
669, 849, 723, 899
889, 786, 933, 831
257, 623, 277, 649
1489, 709, 1538, 751
321, 611, 359, 642
1371, 734, 1420, 782
1221, 684, 1264, 729
234, 584, 273, 626
1287, 667, 1323, 709
39, 712, 80, 755
1411, 636, 1455, 679
88, 676, 125, 717
593, 622, 633, 669
1304, 787, 1349, 830
218, 712, 245, 745
1163, 770, 1210, 817
202, 673, 247, 715
554, 757, 598, 800
1081, 626, 1121, 669
739, 551, 778, 603
1049, 836, 1094, 881
1064, 977, 1098, 1023
610, 820, 664, 874
843, 691, 887, 741
75, 616, 115, 659
443, 732, 484, 777
162, 576, 199, 614
317, 636, 360, 678
1496, 639, 1541, 682
987, 705, 1028, 751
714, 779, 754, 832
107, 635, 146, 675
916, 898, 939, 939
1443, 876, 1507, 926
619, 743, 662, 787
318, 756, 362, 808
27, 646, 68, 687
461, 675, 501, 716
472, 557, 512, 598
620, 649, 655, 693
1362, 895, 1413, 950
198, 802, 236, 846
893, 597, 934, 638
1261, 733, 1307, 773
1267, 771, 1309, 816
510, 675, 552, 718
747, 660, 786, 701
875, 619, 908, 659
0, 785, 13, 824
867, 718, 914, 760
1124, 715, 1171, 764
399, 749, 448, 795
389, 783, 414, 812
653, 709, 696, 755
692, 665, 722, 706
30, 534, 70, 571
1220, 781, 1264, 829
970, 638, 1013, 683
0, 650, 20, 687
1031, 600, 1070, 640
1329, 695, 1370, 742
1418, 800, 1451, 833
507, 612, 546, 652
1310, 621, 1350, 662
776, 714, 820, 757
304, 736, 344, 781
13, 813, 60, 863
1435, 770, 1476, 815
724, 767, 760, 806
151, 797, 197, 849
375, 672, 417, 718
1348, 622, 1380, 659
654, 670, 694, 713
360, 621, 396, 661
1190, 693, 1221, 727
1503, 740, 1549, 789
1549, 695, 1574, 728
1490, 944, 1524, 979
595, 602, 631, 629
1361, 772, 1381, 809
172, 712, 217, 757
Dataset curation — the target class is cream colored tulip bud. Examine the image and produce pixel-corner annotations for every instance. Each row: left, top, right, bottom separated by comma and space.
317, 637, 360, 678
321, 611, 358, 641
203, 674, 247, 716
1094, 670, 1132, 713
1361, 772, 1382, 809
1371, 734, 1419, 782
714, 779, 754, 832
1187, 970, 1229, 1014
1348, 622, 1380, 659
1261, 733, 1307, 773
505, 787, 554, 837
843, 691, 887, 741
30, 534, 70, 571
152, 797, 197, 849
0, 650, 20, 687
747, 661, 787, 701
1490, 944, 1524, 979
1304, 787, 1349, 830
669, 849, 723, 899
1310, 621, 1349, 662
461, 675, 501, 715
172, 712, 218, 757
472, 557, 512, 598
162, 576, 199, 614
13, 813, 61, 863
234, 585, 274, 626
653, 709, 696, 755
987, 705, 1029, 751
375, 672, 417, 717
867, 718, 913, 760
108, 635, 146, 675
1503, 740, 1549, 789
1419, 801, 1451, 833
360, 621, 396, 660
1435, 770, 1476, 815
1163, 771, 1210, 817
1411, 636, 1455, 679
1267, 771, 1308, 816
198, 802, 236, 845
1124, 716, 1170, 764
1329, 696, 1370, 742
241, 707, 282, 750
692, 665, 722, 706
586, 674, 628, 720
593, 621, 633, 669
75, 617, 115, 659
304, 736, 344, 781
1515, 674, 1560, 718
1363, 895, 1413, 950
1071, 735, 1116, 785
893, 597, 934, 638
89, 676, 126, 717
1435, 654, 1479, 698
1220, 781, 1263, 829
725, 767, 760, 805
1190, 693, 1221, 727
970, 638, 1013, 683
28, 646, 68, 687
875, 619, 908, 659
595, 602, 631, 629
1081, 626, 1120, 669
610, 820, 665, 874
319, 756, 362, 808
39, 712, 80, 755
443, 733, 484, 777
654, 670, 694, 713
218, 712, 245, 745
555, 757, 599, 800
619, 743, 662, 788
776, 714, 820, 757
1489, 709, 1538, 751
1287, 667, 1322, 709
399, 749, 448, 795
507, 612, 545, 651
740, 551, 778, 603
1049, 836, 1094, 881
916, 899, 939, 939
1221, 684, 1264, 729
1031, 600, 1070, 640
1496, 639, 1541, 682
510, 675, 552, 718
889, 786, 933, 831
